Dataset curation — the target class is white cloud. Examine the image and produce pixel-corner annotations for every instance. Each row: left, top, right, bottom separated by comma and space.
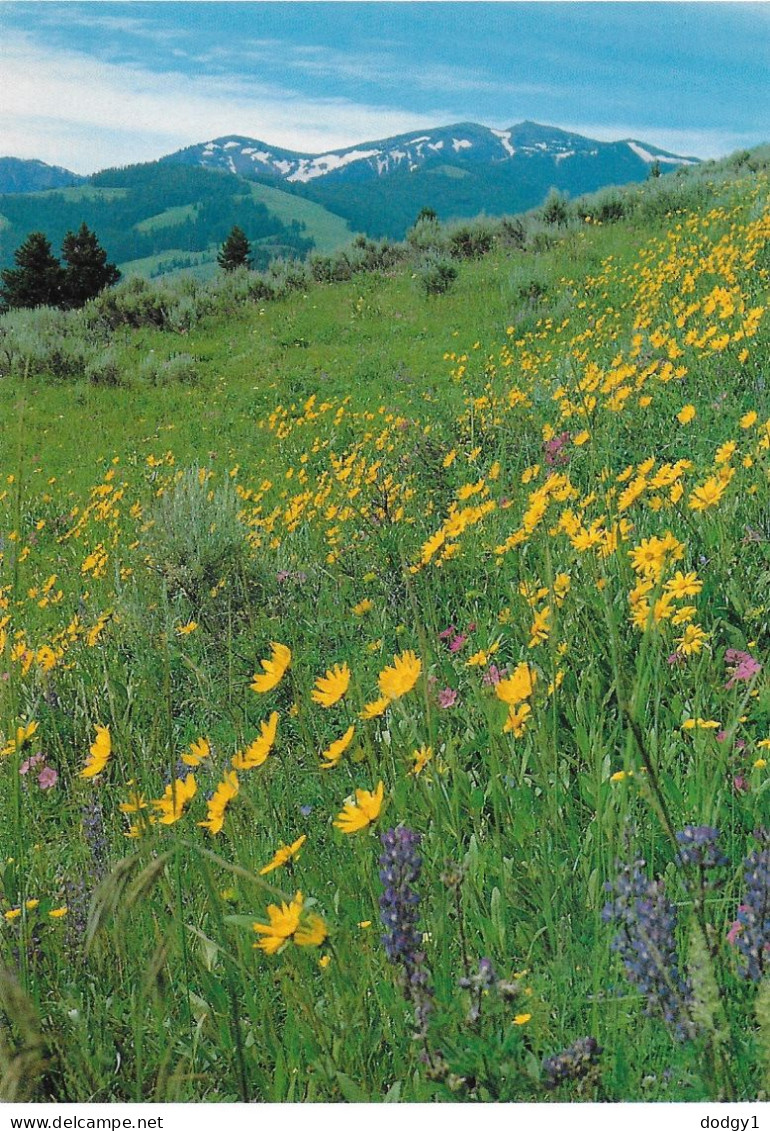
0, 29, 444, 172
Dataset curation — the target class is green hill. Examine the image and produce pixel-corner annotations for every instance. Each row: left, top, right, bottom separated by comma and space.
0, 162, 354, 279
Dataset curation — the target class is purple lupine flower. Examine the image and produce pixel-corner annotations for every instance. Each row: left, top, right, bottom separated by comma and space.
82, 794, 108, 879
732, 829, 770, 982
379, 826, 433, 1036
542, 1036, 602, 1091
603, 857, 694, 1040
675, 825, 728, 880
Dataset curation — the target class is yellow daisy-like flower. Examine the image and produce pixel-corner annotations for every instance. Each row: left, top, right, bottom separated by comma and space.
353, 598, 373, 616
295, 913, 328, 948
378, 651, 421, 700
1, 720, 39, 758
689, 476, 728, 512
675, 623, 708, 656
253, 891, 327, 954
409, 745, 433, 775
360, 696, 390, 720
740, 411, 758, 429
260, 834, 307, 875
152, 774, 197, 825
232, 712, 279, 770
253, 892, 304, 955
495, 662, 537, 707
677, 404, 696, 425
48, 907, 68, 919
320, 724, 355, 770
80, 724, 111, 779
333, 781, 385, 834
311, 662, 351, 708
250, 642, 291, 694
182, 736, 211, 767
664, 571, 702, 599
503, 702, 532, 737
198, 771, 239, 836
176, 620, 198, 636
682, 718, 721, 731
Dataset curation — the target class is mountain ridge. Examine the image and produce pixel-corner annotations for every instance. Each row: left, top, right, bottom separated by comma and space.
161, 120, 700, 187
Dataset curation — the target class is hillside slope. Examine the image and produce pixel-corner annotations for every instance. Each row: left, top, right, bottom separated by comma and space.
0, 155, 768, 1102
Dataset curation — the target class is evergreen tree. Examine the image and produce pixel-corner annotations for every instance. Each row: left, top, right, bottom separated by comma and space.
61, 222, 120, 308
217, 226, 251, 272
0, 231, 65, 310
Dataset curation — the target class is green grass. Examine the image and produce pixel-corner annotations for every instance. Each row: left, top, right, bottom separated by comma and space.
0, 161, 768, 1102
134, 203, 198, 233
245, 181, 356, 253
118, 248, 219, 280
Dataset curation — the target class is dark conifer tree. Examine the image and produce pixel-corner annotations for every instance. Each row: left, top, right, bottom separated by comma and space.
60, 223, 120, 308
0, 231, 65, 310
217, 225, 251, 272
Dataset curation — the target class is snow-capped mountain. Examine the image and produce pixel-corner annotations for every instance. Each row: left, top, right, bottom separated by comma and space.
0, 157, 84, 194
164, 121, 699, 186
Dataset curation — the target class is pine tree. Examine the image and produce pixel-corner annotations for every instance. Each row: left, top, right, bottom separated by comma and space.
60, 223, 120, 308
217, 226, 251, 272
0, 231, 65, 310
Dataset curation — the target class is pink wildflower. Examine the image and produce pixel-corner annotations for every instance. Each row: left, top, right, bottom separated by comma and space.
437, 687, 458, 709
725, 650, 761, 690
544, 431, 571, 466
19, 753, 45, 776
37, 766, 58, 790
448, 633, 467, 653
482, 664, 506, 686
727, 909, 748, 946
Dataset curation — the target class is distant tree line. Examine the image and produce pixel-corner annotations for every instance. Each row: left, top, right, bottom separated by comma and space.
0, 223, 120, 311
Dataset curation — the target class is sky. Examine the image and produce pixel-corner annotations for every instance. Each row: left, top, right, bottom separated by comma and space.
0, 2, 768, 174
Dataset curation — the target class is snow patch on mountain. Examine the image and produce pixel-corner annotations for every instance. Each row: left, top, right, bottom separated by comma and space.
452, 138, 473, 152
626, 141, 697, 166
288, 148, 381, 183
490, 128, 515, 158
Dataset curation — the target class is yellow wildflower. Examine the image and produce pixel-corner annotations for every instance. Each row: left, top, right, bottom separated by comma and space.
311, 662, 351, 708
182, 737, 211, 767
334, 782, 385, 834
320, 725, 355, 770
232, 712, 279, 770
259, 834, 307, 875
253, 891, 326, 954
250, 642, 291, 693
378, 651, 422, 700
409, 745, 433, 775
198, 771, 239, 835
152, 774, 197, 825
676, 624, 708, 656
80, 724, 111, 779
360, 696, 390, 719
495, 662, 537, 707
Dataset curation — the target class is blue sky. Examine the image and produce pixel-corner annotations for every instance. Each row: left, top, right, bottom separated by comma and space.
1, 2, 768, 173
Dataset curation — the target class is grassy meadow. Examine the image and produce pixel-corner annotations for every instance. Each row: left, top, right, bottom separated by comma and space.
0, 159, 769, 1102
